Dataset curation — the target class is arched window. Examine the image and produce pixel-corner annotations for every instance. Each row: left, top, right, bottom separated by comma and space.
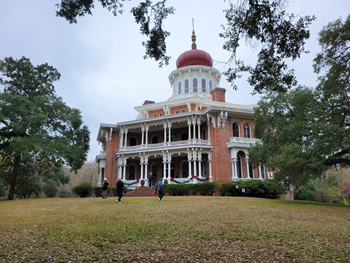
201, 127, 206, 140
178, 82, 181, 94
202, 79, 206, 92
209, 80, 213, 92
237, 155, 242, 178
175, 110, 179, 114
193, 78, 198, 92
180, 132, 188, 141
181, 161, 188, 178
159, 113, 163, 117
244, 123, 251, 138
129, 137, 137, 146
151, 136, 158, 144
233, 123, 239, 137
185, 79, 189, 93
153, 114, 157, 117
128, 164, 136, 180
181, 109, 185, 113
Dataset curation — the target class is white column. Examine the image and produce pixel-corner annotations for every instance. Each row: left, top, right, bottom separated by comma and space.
270, 171, 274, 179
187, 119, 192, 142
231, 159, 235, 180
234, 158, 238, 179
193, 150, 197, 177
258, 164, 262, 179
124, 128, 128, 148
145, 126, 149, 145
246, 159, 250, 179
141, 126, 145, 145
197, 118, 201, 140
163, 123, 167, 144
167, 153, 171, 178
119, 128, 124, 148
208, 152, 213, 180
192, 118, 196, 141
168, 122, 172, 144
188, 151, 192, 178
198, 160, 202, 178
122, 163, 126, 180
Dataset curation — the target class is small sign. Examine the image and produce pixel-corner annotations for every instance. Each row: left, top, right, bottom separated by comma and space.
242, 188, 245, 193
236, 185, 239, 189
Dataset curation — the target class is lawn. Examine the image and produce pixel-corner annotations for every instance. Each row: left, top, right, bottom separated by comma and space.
0, 196, 349, 262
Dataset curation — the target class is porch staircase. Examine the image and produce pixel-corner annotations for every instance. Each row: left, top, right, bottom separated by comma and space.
124, 186, 156, 197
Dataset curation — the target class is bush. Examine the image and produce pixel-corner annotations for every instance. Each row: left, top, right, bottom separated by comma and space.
164, 183, 216, 196
43, 182, 58, 198
111, 186, 129, 196
58, 189, 72, 198
93, 186, 111, 197
215, 179, 285, 199
72, 183, 93, 197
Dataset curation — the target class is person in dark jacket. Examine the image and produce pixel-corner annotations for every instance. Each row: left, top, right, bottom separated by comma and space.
157, 178, 164, 202
102, 178, 109, 199
116, 178, 124, 203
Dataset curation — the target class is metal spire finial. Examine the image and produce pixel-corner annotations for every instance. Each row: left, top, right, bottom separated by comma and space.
191, 18, 197, 49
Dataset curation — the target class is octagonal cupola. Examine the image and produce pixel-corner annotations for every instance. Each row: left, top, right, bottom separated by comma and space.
168, 26, 221, 101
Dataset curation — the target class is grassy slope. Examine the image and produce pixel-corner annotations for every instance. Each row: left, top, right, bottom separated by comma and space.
0, 197, 349, 262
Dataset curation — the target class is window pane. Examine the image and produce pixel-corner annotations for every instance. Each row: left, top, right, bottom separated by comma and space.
193, 78, 198, 92
185, 79, 189, 93
178, 82, 181, 94
244, 124, 250, 138
209, 81, 212, 92
233, 123, 239, 137
202, 79, 206, 92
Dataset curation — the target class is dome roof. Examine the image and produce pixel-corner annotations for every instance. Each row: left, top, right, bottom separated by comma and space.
176, 49, 213, 68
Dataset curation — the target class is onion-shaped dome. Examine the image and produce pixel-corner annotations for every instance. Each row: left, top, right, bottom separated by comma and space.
176, 49, 213, 68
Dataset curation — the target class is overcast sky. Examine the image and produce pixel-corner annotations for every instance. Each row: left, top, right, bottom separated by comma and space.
1, 0, 350, 162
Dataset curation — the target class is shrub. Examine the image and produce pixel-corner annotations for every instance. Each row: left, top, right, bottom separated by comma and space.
43, 182, 58, 198
93, 187, 103, 197
164, 183, 216, 196
58, 189, 72, 198
72, 183, 93, 197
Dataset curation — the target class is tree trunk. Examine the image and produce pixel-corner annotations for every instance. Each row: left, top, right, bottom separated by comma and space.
8, 155, 21, 200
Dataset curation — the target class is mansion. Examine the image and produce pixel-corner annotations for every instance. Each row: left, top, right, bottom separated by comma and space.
95, 32, 273, 188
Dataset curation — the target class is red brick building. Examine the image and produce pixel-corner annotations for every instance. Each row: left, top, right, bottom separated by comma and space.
95, 34, 272, 188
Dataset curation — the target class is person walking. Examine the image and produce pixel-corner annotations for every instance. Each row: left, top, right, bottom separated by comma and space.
157, 178, 164, 202
148, 172, 153, 188
116, 178, 124, 203
101, 178, 109, 199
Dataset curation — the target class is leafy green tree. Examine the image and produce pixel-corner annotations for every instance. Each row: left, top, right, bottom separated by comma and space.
56, 0, 174, 67
249, 15, 350, 187
55, 0, 314, 92
0, 57, 90, 200
220, 0, 315, 94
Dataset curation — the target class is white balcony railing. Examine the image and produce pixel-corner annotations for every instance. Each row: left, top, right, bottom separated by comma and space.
226, 137, 261, 148
119, 139, 212, 152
